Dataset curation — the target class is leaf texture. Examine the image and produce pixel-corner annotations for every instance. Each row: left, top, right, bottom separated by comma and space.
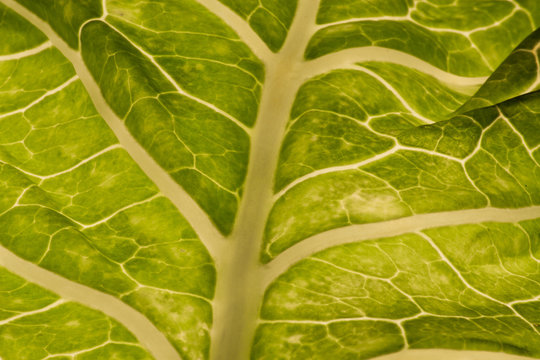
0, 0, 539, 359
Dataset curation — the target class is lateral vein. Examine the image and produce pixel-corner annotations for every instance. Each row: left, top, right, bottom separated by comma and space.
261, 206, 540, 288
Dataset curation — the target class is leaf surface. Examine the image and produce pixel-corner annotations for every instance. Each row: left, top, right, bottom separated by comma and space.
0, 0, 539, 360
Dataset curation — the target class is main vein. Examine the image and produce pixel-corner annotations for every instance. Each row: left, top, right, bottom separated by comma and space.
208, 1, 322, 359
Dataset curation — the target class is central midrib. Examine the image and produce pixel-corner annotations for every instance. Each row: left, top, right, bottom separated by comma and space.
208, 1, 322, 359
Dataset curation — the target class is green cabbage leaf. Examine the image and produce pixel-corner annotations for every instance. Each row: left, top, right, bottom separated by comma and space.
0, 0, 539, 359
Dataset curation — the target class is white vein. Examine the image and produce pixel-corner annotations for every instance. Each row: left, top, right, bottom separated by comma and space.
0, 41, 52, 61
209, 1, 322, 359
355, 65, 435, 123
42, 341, 146, 359
0, 299, 65, 325
498, 109, 540, 166
310, 3, 534, 74
272, 140, 493, 202
302, 46, 488, 86
262, 206, 540, 288
377, 349, 535, 360
106, 15, 263, 86
259, 312, 516, 326
82, 193, 161, 228
273, 103, 540, 203
316, 2, 525, 38
416, 231, 540, 336
0, 75, 78, 119
103, 20, 252, 135
36, 144, 122, 180
273, 147, 399, 200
